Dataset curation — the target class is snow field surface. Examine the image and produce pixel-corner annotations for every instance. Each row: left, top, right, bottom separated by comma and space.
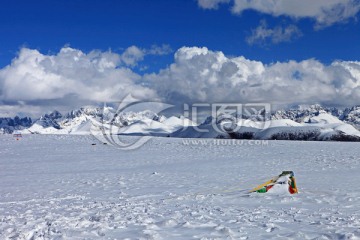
0, 135, 360, 239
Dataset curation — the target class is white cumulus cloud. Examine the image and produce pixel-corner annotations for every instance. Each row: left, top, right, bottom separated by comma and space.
146, 47, 360, 107
1, 46, 360, 116
120, 46, 145, 67
0, 47, 157, 113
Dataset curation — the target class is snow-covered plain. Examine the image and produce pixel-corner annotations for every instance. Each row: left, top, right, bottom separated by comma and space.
1, 135, 360, 239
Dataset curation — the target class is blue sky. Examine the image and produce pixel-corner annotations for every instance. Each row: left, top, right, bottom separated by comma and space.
1, 0, 359, 68
0, 0, 360, 116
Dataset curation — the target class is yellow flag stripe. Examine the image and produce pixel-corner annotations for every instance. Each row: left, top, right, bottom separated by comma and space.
250, 179, 276, 192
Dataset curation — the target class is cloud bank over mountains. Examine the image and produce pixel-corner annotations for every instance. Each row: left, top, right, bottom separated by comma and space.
147, 47, 360, 106
0, 46, 360, 116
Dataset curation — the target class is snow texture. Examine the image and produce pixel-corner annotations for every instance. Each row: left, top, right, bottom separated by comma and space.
1, 135, 360, 239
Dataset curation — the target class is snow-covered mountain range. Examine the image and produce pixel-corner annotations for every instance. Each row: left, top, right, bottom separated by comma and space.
271, 104, 360, 126
1, 104, 360, 141
0, 116, 32, 134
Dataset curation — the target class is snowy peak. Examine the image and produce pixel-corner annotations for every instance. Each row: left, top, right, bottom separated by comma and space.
115, 110, 162, 127
341, 105, 360, 126
296, 104, 324, 112
306, 113, 343, 125
65, 107, 103, 119
0, 116, 32, 134
162, 116, 197, 128
36, 110, 63, 129
272, 104, 328, 123
41, 110, 62, 120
